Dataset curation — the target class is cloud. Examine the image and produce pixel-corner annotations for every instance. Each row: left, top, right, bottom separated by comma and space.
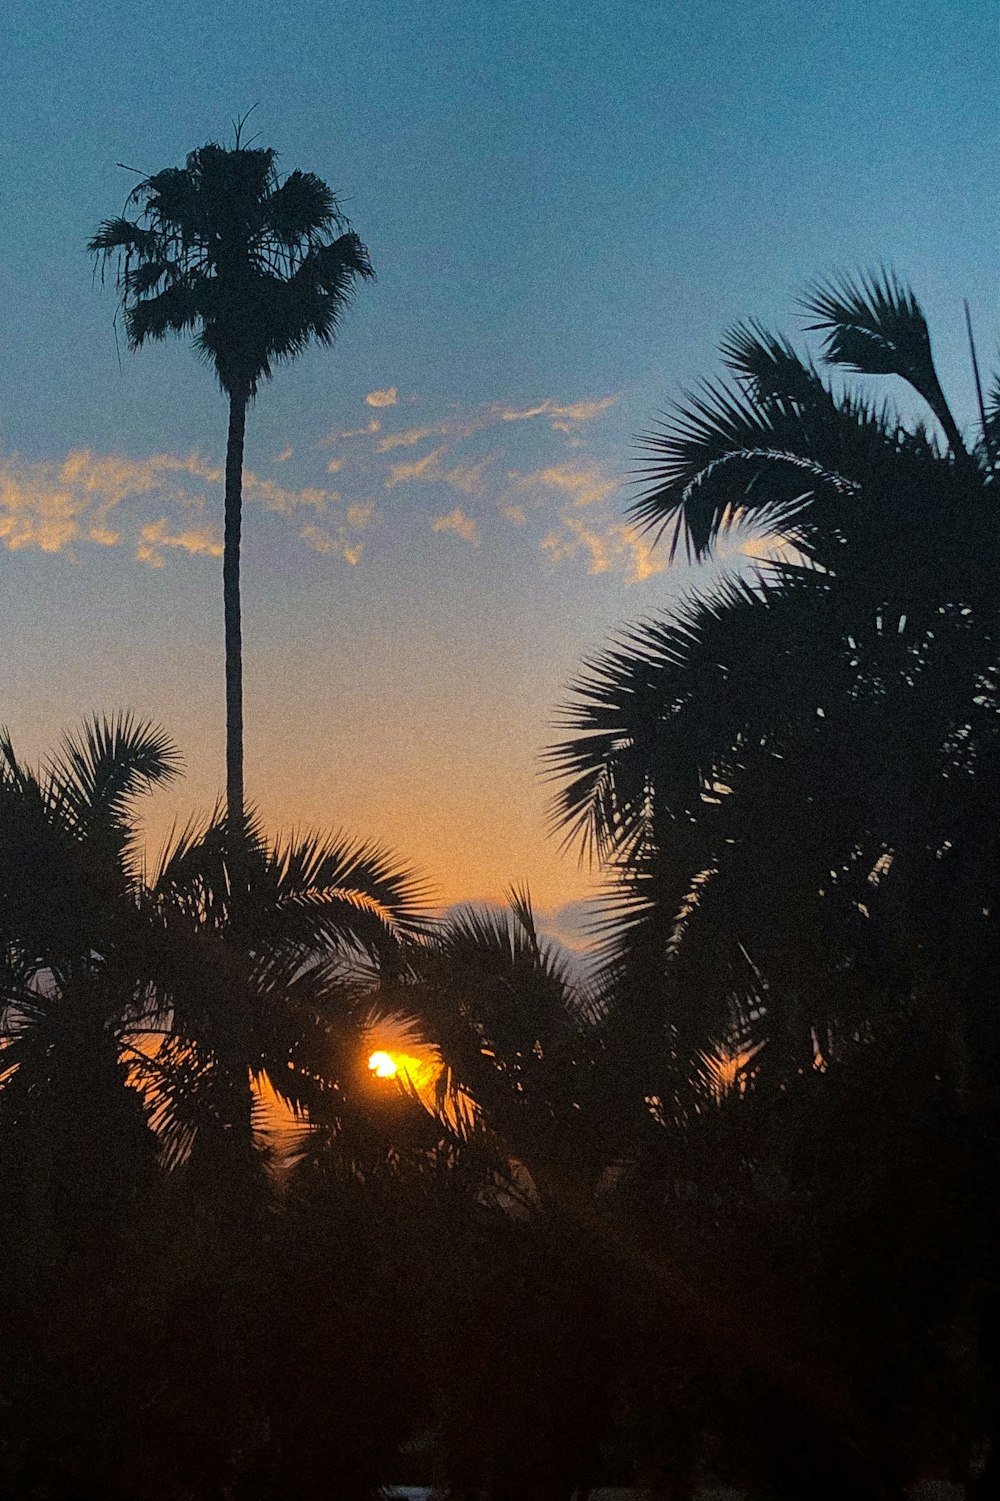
540, 514, 664, 584
497, 393, 620, 432
242, 471, 335, 514
136, 519, 223, 568
320, 419, 380, 446
0, 443, 387, 580
299, 522, 365, 565
366, 387, 399, 408
274, 445, 294, 463
711, 504, 810, 570
375, 410, 487, 452
346, 501, 375, 529
541, 516, 610, 575
376, 425, 446, 453
0, 449, 222, 556
443, 457, 492, 497
508, 459, 620, 510
325, 457, 345, 474
431, 507, 480, 545
535, 899, 601, 955
501, 503, 527, 526
383, 444, 495, 502
385, 445, 449, 489
298, 497, 374, 563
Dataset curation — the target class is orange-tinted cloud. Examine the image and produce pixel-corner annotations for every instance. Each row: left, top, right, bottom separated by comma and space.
320, 419, 381, 446
510, 460, 620, 510
299, 522, 365, 565
0, 447, 346, 564
540, 513, 664, 583
136, 518, 223, 568
346, 501, 375, 529
443, 457, 492, 497
0, 449, 222, 556
497, 393, 620, 432
242, 471, 335, 514
376, 425, 446, 452
365, 387, 399, 408
385, 445, 449, 489
431, 507, 480, 545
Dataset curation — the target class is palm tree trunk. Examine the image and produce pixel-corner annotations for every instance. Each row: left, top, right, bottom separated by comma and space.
224, 384, 248, 881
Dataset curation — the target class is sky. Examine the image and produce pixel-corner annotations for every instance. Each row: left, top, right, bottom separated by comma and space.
2, 0, 999, 945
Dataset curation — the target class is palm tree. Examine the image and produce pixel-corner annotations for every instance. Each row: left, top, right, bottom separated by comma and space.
394, 887, 607, 1198
88, 135, 374, 875
0, 715, 181, 1273
139, 805, 429, 1175
549, 270, 1000, 1097
544, 273, 1000, 1490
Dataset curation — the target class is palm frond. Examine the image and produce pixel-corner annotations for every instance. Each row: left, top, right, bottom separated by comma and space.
264, 169, 343, 243
125, 279, 205, 346
629, 375, 887, 561
801, 269, 966, 457
546, 570, 827, 862
87, 217, 159, 260
265, 829, 430, 948
48, 713, 181, 842
983, 370, 1000, 464
720, 319, 824, 406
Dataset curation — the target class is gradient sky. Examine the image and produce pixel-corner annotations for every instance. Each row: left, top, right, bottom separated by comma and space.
2, 0, 999, 941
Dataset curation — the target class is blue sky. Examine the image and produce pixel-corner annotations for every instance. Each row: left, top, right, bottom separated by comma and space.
2, 0, 998, 934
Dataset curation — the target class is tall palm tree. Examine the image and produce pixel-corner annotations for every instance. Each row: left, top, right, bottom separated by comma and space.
88, 137, 374, 873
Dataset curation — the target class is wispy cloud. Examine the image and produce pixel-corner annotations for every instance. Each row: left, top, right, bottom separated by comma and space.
298, 496, 375, 565
540, 514, 664, 583
0, 449, 222, 556
0, 447, 343, 564
372, 392, 616, 458
365, 387, 398, 408
346, 501, 375, 529
497, 393, 620, 432
136, 519, 223, 568
386, 445, 449, 489
242, 471, 335, 515
508, 459, 620, 511
376, 424, 448, 453
320, 419, 381, 446
501, 503, 527, 526
443, 457, 493, 497
274, 445, 294, 463
384, 444, 496, 504
431, 508, 480, 545
299, 523, 365, 565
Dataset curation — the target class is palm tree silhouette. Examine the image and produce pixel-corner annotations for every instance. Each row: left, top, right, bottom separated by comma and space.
89, 132, 374, 881
549, 270, 1000, 1095
142, 806, 428, 1173
0, 715, 181, 1268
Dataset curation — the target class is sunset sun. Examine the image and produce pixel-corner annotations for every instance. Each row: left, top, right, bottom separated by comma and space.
368, 1050, 399, 1079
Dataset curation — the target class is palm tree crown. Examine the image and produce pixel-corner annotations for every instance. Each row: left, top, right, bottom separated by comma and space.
89, 141, 374, 398
549, 271, 1000, 1102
